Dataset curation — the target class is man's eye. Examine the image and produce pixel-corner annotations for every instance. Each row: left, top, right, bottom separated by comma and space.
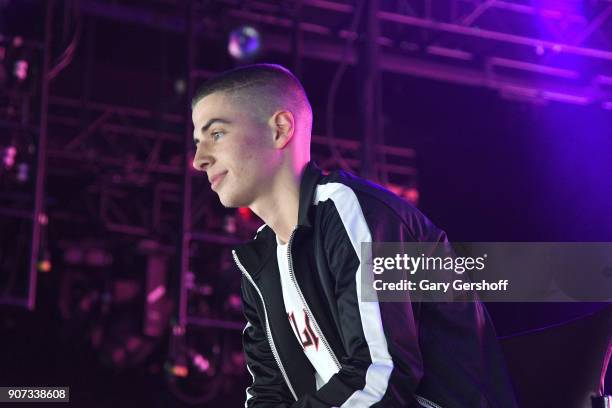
211, 131, 224, 141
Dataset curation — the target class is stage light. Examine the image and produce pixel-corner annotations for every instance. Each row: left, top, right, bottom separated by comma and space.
223, 214, 237, 234
385, 183, 419, 205
16, 162, 28, 182
13, 59, 27, 81
169, 364, 189, 377
37, 257, 51, 273
174, 78, 186, 95
191, 352, 211, 373
2, 145, 16, 169
534, 0, 581, 14
228, 26, 261, 61
237, 207, 252, 221
12, 36, 23, 48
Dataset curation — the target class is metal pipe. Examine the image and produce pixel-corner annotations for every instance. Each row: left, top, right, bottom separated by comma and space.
27, 0, 55, 310
177, 0, 195, 329
359, 0, 379, 180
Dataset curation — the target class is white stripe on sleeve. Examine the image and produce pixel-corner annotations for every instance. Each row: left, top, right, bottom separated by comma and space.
315, 182, 394, 407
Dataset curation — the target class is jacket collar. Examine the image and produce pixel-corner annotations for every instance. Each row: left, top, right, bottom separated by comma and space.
296, 160, 323, 228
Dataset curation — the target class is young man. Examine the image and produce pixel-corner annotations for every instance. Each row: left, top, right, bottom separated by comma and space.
191, 64, 518, 408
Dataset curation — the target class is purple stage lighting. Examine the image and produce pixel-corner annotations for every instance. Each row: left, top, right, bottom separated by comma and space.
2, 145, 16, 169
227, 26, 261, 61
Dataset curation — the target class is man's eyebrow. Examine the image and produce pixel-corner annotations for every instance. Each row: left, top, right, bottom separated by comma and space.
200, 118, 231, 133
194, 118, 231, 145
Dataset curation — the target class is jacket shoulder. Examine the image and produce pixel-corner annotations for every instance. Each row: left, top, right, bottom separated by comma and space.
315, 169, 445, 242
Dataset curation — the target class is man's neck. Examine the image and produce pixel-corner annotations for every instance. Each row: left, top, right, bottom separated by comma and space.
250, 162, 306, 244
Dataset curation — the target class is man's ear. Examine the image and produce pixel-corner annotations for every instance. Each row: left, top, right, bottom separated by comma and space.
269, 110, 295, 149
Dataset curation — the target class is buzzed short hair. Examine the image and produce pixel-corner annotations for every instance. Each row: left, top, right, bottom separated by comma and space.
191, 63, 313, 134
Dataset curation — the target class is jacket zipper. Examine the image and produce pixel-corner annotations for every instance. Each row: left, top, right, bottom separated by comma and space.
232, 250, 299, 401
235, 241, 444, 408
286, 229, 343, 371
415, 394, 444, 408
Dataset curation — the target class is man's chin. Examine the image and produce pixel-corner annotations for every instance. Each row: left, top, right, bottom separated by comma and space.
218, 194, 244, 209
218, 197, 234, 208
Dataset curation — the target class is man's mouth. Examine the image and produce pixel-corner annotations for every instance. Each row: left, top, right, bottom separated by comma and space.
210, 171, 228, 190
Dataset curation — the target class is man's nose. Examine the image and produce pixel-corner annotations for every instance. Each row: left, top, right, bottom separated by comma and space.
193, 149, 212, 172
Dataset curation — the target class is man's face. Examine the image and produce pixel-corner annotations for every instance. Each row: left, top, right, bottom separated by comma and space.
192, 92, 279, 208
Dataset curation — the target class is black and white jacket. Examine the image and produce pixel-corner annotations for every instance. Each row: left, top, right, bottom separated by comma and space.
233, 161, 518, 408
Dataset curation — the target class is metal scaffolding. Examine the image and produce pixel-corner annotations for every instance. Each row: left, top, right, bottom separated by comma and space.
75, 0, 612, 108
0, 0, 54, 309
2, 0, 610, 319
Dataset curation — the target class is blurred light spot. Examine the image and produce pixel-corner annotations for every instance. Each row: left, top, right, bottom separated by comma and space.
228, 26, 261, 61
